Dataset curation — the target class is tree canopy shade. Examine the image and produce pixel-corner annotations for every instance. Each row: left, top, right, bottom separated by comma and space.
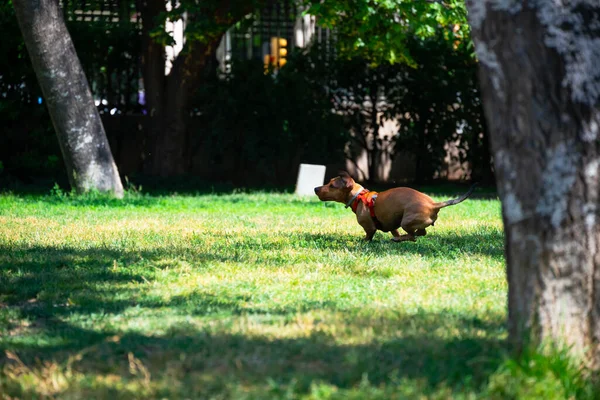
12, 0, 124, 197
466, 1, 600, 367
305, 0, 470, 65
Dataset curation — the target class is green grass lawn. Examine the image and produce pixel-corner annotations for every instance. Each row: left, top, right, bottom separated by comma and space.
0, 188, 509, 398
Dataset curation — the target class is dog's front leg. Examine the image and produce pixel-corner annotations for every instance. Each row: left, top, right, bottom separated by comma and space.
357, 208, 377, 241
359, 219, 376, 241
363, 226, 377, 241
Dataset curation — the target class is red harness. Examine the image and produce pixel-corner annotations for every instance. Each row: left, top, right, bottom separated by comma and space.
349, 189, 378, 219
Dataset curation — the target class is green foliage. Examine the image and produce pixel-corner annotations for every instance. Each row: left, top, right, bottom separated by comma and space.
194, 29, 490, 185
151, 0, 262, 47
193, 54, 348, 186
387, 32, 489, 182
313, 31, 490, 183
49, 182, 68, 200
1, 0, 490, 186
298, 0, 489, 182
486, 345, 598, 399
305, 0, 470, 66
67, 19, 143, 113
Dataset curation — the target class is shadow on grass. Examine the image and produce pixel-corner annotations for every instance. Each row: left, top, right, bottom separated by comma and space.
1, 307, 506, 398
0, 238, 506, 397
292, 229, 505, 259
0, 246, 147, 305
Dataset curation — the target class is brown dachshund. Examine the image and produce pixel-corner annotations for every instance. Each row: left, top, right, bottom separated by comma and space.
314, 171, 476, 242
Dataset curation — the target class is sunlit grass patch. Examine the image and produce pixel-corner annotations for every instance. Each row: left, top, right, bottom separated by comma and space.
0, 189, 514, 398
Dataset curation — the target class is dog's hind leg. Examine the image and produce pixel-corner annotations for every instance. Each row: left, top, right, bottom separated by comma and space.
398, 213, 432, 242
391, 229, 416, 242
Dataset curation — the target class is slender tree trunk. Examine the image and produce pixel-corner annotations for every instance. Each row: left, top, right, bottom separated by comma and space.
140, 0, 166, 175
414, 117, 428, 184
140, 30, 225, 177
466, 1, 600, 366
368, 83, 379, 182
139, 0, 257, 177
13, 0, 124, 197
470, 117, 495, 185
151, 39, 221, 177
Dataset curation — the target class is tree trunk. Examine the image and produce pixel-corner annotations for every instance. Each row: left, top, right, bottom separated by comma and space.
466, 2, 600, 366
12, 0, 124, 197
470, 117, 495, 185
150, 39, 221, 177
140, 31, 226, 177
368, 82, 379, 182
139, 0, 257, 177
414, 117, 428, 184
140, 0, 166, 175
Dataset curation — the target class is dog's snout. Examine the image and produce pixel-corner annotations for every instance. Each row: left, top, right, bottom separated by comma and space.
314, 187, 321, 194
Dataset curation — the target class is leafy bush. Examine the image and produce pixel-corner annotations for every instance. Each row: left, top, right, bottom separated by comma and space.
192, 54, 348, 186
191, 29, 492, 187
327, 32, 492, 183
486, 345, 598, 399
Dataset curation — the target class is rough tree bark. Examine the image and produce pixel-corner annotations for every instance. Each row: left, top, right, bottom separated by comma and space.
12, 0, 124, 197
466, 1, 600, 365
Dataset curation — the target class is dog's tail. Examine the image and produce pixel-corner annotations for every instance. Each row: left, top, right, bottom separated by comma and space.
433, 183, 478, 210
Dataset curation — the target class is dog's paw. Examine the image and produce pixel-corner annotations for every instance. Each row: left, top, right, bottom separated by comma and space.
391, 236, 416, 243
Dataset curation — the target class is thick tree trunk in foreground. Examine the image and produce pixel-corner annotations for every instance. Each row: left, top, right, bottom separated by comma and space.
466, 2, 600, 365
12, 0, 124, 197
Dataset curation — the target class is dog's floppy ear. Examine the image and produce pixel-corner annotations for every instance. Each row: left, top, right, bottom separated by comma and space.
338, 171, 354, 189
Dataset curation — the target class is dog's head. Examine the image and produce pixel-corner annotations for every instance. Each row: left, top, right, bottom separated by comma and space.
314, 171, 355, 203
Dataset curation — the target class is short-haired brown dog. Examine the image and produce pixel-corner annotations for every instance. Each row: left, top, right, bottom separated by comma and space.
314, 171, 476, 242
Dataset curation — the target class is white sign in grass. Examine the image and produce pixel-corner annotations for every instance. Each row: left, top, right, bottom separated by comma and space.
295, 163, 326, 196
